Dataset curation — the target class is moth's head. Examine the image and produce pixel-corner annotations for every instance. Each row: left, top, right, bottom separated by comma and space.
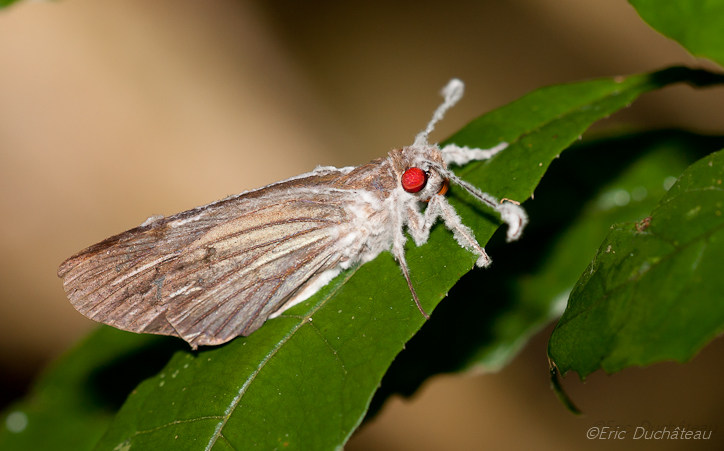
389, 78, 466, 201
391, 144, 449, 201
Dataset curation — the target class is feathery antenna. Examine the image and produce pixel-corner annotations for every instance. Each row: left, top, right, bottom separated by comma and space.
414, 79, 465, 147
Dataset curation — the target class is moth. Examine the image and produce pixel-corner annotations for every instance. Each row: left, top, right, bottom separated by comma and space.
58, 79, 528, 350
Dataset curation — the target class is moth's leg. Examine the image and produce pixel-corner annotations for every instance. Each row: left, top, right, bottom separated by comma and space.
393, 206, 430, 319
405, 199, 442, 246
430, 195, 492, 268
436, 167, 529, 243
393, 239, 430, 320
440, 142, 508, 166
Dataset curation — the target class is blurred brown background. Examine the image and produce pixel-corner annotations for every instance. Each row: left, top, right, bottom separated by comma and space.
1, 0, 724, 449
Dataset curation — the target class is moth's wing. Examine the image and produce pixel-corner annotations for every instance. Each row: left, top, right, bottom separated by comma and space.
58, 187, 352, 348
161, 193, 350, 348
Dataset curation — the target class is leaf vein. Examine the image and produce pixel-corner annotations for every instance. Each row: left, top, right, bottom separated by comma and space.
125, 415, 225, 438
202, 267, 358, 451
307, 320, 348, 374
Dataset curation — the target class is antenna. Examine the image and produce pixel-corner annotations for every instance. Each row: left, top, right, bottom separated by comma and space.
413, 78, 465, 147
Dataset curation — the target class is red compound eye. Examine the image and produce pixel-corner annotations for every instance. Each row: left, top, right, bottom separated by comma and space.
401, 167, 427, 193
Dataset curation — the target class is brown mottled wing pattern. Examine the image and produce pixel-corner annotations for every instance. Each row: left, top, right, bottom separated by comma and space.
58, 173, 363, 349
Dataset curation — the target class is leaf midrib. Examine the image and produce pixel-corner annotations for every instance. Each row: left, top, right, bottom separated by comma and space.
202, 267, 359, 451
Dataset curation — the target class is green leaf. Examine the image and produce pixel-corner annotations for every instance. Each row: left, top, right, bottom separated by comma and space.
630, 0, 724, 68
367, 130, 724, 417
87, 68, 724, 451
549, 148, 724, 379
468, 132, 711, 368
0, 0, 22, 8
0, 327, 184, 451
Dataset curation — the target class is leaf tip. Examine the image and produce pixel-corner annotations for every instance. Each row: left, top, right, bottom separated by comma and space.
548, 359, 583, 416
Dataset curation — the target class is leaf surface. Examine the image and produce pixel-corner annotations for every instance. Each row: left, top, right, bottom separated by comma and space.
464, 133, 713, 370
630, 0, 724, 68
549, 148, 724, 378
0, 328, 183, 451
0, 0, 21, 8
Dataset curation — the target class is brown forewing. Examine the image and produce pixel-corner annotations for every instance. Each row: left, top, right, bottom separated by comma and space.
58, 159, 397, 348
